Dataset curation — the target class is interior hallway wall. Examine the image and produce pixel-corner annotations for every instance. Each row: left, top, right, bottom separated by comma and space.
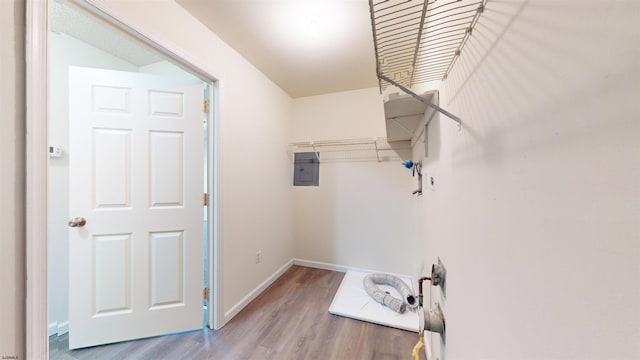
412, 1, 640, 358
292, 88, 424, 276
47, 31, 140, 335
0, 0, 25, 358
102, 0, 295, 325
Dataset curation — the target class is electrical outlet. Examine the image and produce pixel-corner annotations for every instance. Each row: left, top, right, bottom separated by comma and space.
255, 250, 262, 264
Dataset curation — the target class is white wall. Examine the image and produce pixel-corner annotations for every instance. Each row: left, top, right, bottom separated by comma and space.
292, 87, 386, 142
412, 1, 640, 359
139, 60, 200, 80
292, 88, 424, 275
47, 32, 140, 335
101, 0, 295, 325
0, 0, 25, 358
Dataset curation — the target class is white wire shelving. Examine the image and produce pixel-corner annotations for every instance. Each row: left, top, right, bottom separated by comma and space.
288, 137, 412, 163
369, 0, 488, 127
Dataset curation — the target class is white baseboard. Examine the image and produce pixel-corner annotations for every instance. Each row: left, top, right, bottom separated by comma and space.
292, 258, 350, 272
48, 322, 57, 337
58, 320, 69, 335
47, 320, 69, 337
293, 258, 415, 280
223, 259, 294, 325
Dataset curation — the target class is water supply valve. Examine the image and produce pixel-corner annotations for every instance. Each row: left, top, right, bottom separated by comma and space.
431, 258, 446, 288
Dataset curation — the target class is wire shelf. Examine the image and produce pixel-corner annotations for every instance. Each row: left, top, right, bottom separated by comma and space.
369, 0, 487, 91
288, 138, 412, 163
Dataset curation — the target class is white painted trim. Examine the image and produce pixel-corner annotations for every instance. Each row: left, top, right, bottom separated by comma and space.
26, 0, 50, 358
208, 81, 223, 330
48, 322, 57, 337
293, 258, 417, 281
211, 80, 224, 330
58, 320, 70, 335
222, 259, 295, 325
26, 1, 225, 355
292, 259, 350, 273
48, 321, 70, 337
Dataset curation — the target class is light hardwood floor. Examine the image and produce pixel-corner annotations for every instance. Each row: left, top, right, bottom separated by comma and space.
50, 266, 422, 359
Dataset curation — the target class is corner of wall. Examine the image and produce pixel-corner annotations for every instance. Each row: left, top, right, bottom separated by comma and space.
0, 0, 26, 358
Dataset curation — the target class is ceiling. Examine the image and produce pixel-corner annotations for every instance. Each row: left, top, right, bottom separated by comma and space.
176, 0, 379, 98
51, 1, 163, 67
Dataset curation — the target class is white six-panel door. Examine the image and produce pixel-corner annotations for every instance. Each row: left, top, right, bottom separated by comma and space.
68, 67, 204, 349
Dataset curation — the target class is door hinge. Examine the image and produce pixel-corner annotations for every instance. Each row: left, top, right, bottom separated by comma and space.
203, 193, 209, 206
203, 287, 210, 300
203, 99, 209, 113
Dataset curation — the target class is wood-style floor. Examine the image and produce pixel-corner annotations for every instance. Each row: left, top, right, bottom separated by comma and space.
50, 266, 421, 359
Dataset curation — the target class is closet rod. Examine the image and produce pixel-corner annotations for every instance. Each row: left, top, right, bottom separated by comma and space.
289, 138, 385, 147
379, 74, 462, 128
289, 137, 411, 163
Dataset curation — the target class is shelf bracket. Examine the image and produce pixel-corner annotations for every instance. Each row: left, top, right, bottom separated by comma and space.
388, 117, 426, 144
310, 141, 320, 162
373, 139, 381, 162
379, 74, 462, 130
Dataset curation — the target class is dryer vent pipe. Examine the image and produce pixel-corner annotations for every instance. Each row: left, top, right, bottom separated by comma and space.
363, 273, 418, 313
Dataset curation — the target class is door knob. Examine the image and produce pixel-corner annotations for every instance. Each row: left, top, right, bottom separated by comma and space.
68, 217, 87, 228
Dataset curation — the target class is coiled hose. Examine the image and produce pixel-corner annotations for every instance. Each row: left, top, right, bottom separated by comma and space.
362, 273, 418, 314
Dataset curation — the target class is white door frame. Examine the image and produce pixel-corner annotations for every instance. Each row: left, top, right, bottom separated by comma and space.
25, 1, 223, 357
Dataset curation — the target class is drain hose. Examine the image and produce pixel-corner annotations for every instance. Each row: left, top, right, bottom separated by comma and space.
363, 273, 418, 314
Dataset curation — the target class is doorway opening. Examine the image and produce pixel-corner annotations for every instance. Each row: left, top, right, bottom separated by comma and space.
45, 1, 219, 356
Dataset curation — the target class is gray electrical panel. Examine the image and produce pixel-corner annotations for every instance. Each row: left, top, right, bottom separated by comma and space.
293, 152, 319, 186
